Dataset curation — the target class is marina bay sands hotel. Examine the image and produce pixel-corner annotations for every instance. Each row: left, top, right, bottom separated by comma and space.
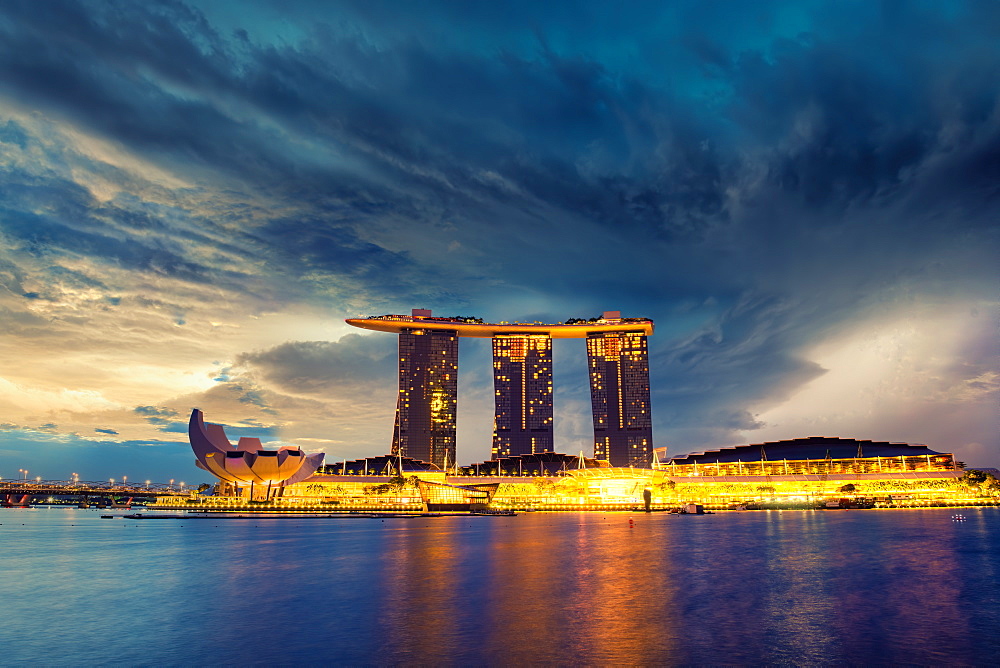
347, 310, 654, 469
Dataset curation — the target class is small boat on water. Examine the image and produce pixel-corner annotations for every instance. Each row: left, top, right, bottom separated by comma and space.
670, 503, 713, 515
470, 508, 517, 516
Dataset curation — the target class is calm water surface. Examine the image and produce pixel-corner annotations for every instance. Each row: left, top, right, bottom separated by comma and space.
2, 507, 998, 666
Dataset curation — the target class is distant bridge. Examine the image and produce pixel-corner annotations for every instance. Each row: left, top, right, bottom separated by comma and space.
0, 480, 190, 499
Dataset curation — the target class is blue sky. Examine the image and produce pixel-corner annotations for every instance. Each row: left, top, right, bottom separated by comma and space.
0, 0, 997, 483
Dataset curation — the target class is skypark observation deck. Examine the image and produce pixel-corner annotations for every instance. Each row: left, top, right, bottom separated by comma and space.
346, 312, 654, 338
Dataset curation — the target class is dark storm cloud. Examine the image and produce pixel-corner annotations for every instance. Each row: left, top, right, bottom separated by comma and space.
254, 213, 412, 286
0, 1, 267, 177
0, 1, 419, 305
237, 334, 396, 395
132, 402, 275, 437
133, 406, 179, 417
0, 182, 202, 282
651, 294, 828, 442
133, 406, 180, 429
0, 119, 29, 148
0, 0, 716, 243
3, 0, 995, 273
152, 419, 275, 439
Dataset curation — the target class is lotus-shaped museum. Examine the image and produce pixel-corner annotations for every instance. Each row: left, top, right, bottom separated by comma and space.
188, 409, 324, 491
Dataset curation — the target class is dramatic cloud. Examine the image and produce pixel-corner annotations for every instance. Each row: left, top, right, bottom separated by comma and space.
0, 0, 996, 480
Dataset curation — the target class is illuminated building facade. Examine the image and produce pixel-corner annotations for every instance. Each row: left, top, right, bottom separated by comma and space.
176, 415, 977, 511
320, 455, 441, 476
587, 314, 653, 467
416, 479, 499, 512
464, 452, 606, 476
492, 334, 553, 458
187, 409, 325, 499
392, 320, 458, 469
347, 309, 655, 465
659, 437, 958, 476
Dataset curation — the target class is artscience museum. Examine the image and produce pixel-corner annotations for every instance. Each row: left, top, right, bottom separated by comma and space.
189, 409, 324, 499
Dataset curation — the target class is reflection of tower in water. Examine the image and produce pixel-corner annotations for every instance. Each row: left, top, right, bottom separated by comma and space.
376, 524, 462, 659
369, 516, 684, 663
448, 515, 681, 662
557, 518, 680, 662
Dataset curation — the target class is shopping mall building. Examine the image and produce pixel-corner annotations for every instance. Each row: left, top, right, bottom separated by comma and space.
170, 413, 981, 511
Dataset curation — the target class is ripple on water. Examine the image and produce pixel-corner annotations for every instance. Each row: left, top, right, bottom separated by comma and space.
1, 507, 997, 665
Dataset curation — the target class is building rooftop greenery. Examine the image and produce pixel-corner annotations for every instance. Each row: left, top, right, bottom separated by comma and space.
564, 316, 652, 324
364, 314, 485, 324
361, 314, 654, 327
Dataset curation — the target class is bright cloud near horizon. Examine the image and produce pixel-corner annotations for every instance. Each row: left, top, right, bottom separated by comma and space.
0, 0, 997, 483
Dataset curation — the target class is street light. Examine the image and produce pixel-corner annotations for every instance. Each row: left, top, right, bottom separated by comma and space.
170, 479, 175, 489
123, 475, 127, 486
72, 472, 79, 484
109, 478, 115, 487
35, 476, 40, 483
145, 480, 151, 489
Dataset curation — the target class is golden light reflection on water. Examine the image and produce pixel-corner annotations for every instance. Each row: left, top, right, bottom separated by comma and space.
480, 516, 681, 664
373, 515, 684, 664
368, 510, 999, 665
557, 517, 680, 664
378, 520, 464, 663
7, 509, 996, 665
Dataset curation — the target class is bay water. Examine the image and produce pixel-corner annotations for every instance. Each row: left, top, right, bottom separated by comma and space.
2, 507, 998, 665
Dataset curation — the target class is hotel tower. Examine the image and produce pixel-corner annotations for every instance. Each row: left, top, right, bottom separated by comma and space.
586, 320, 653, 467
390, 310, 458, 469
347, 309, 654, 467
491, 334, 554, 458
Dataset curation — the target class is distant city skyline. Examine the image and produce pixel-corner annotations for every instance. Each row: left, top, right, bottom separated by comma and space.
0, 1, 997, 482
